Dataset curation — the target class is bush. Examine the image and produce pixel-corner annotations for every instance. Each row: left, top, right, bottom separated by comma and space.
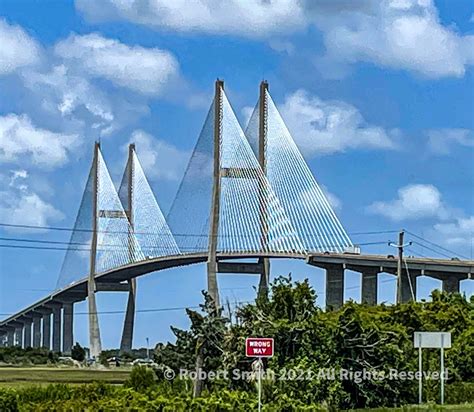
71, 342, 85, 362
124, 365, 156, 392
445, 382, 474, 404
0, 389, 18, 412
0, 347, 58, 365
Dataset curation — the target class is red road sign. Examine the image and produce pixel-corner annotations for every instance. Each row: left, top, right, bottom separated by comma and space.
245, 337, 274, 357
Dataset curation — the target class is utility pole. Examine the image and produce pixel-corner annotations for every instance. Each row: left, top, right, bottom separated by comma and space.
389, 230, 412, 304
396, 230, 404, 304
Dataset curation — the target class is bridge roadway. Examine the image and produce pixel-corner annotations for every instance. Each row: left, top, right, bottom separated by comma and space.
0, 252, 472, 352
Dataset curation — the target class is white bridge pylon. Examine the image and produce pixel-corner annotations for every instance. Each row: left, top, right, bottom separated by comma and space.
245, 83, 353, 253
55, 80, 353, 356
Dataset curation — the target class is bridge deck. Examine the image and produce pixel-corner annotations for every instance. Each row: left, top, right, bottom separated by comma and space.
1, 252, 472, 328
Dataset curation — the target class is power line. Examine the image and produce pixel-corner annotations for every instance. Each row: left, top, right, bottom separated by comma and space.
0, 222, 398, 240
411, 241, 454, 260
0, 301, 253, 318
349, 230, 399, 236
405, 245, 455, 264
405, 230, 469, 260
0, 240, 390, 253
0, 244, 203, 253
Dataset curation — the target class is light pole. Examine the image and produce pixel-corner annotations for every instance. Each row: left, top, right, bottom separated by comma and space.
146, 337, 150, 360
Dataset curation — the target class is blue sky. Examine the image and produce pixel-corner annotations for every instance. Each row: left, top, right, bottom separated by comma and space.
0, 0, 473, 349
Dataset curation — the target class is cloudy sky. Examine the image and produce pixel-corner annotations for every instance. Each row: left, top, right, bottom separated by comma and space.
0, 0, 473, 348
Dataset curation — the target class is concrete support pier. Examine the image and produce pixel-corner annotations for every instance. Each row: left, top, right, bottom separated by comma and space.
400, 271, 418, 303
257, 257, 270, 301
6, 329, 14, 346
52, 307, 61, 353
62, 302, 74, 355
15, 327, 23, 347
120, 279, 136, 354
23, 320, 32, 348
361, 269, 379, 305
325, 264, 344, 309
42, 314, 51, 349
443, 276, 460, 293
32, 314, 42, 348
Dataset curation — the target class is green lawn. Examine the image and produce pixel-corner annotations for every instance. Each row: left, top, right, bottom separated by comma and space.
0, 366, 130, 387
355, 406, 474, 412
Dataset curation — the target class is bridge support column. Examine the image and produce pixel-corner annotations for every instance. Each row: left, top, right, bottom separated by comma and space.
120, 278, 136, 354
326, 264, 344, 309
361, 269, 379, 305
400, 271, 417, 303
63, 303, 74, 355
15, 327, 23, 347
52, 307, 61, 353
32, 314, 42, 348
6, 329, 14, 346
257, 258, 270, 301
42, 314, 51, 349
23, 320, 32, 348
443, 277, 460, 293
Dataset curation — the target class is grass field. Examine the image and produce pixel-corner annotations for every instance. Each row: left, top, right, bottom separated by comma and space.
354, 407, 474, 412
0, 366, 130, 387
0, 368, 472, 411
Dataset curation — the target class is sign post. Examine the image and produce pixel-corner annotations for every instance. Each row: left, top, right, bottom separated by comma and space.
441, 334, 445, 405
418, 333, 422, 404
414, 332, 451, 405
246, 337, 274, 412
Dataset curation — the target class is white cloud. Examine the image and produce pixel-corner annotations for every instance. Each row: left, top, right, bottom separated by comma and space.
426, 128, 474, 155
123, 130, 189, 181
54, 33, 180, 95
22, 65, 116, 135
0, 113, 78, 168
322, 186, 342, 211
314, 0, 474, 78
434, 216, 474, 247
75, 0, 304, 38
367, 184, 448, 221
75, 0, 474, 78
269, 39, 295, 55
0, 18, 41, 75
0, 170, 63, 231
279, 89, 396, 155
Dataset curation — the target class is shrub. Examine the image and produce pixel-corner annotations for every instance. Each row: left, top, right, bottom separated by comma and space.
124, 365, 156, 392
445, 382, 474, 404
71, 342, 85, 362
0, 389, 18, 412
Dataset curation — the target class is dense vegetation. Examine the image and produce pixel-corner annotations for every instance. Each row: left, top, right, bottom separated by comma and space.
153, 276, 474, 409
0, 276, 472, 410
0, 347, 58, 365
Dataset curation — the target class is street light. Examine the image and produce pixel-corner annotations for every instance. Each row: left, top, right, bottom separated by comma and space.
146, 337, 150, 360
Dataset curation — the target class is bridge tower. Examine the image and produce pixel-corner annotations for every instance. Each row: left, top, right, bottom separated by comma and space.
120, 144, 137, 354
88, 142, 102, 359
207, 79, 224, 307
257, 80, 270, 301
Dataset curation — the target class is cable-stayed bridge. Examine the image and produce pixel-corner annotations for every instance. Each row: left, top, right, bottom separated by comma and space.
1, 81, 472, 358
